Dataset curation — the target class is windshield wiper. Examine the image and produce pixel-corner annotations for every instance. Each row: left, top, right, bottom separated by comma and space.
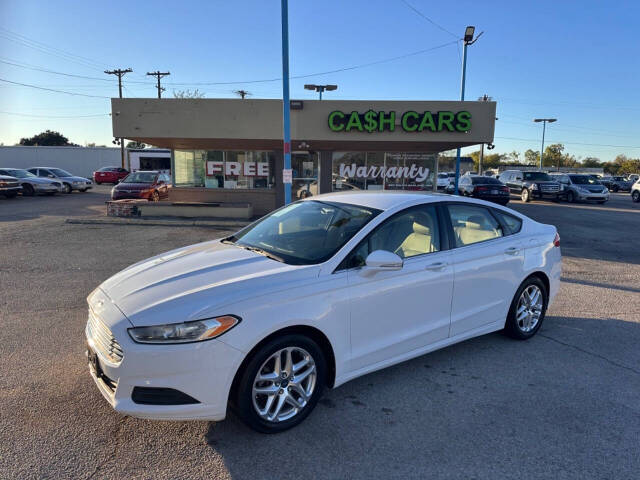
236, 244, 285, 263
220, 236, 236, 245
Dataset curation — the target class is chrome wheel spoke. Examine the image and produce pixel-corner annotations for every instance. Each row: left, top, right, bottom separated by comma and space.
259, 393, 277, 417
283, 348, 293, 376
293, 356, 310, 373
270, 393, 287, 420
293, 364, 315, 385
253, 384, 279, 396
290, 382, 309, 401
516, 304, 528, 321
285, 393, 304, 409
517, 285, 543, 333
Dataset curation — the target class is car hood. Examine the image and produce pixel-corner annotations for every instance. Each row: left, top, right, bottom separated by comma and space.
97, 240, 318, 327
114, 182, 152, 190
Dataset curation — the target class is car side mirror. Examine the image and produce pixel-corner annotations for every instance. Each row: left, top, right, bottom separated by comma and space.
362, 250, 403, 275
48, 174, 55, 178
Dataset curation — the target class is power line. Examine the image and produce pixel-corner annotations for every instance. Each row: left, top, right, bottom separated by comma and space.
0, 27, 112, 72
495, 136, 640, 149
164, 40, 459, 86
0, 78, 110, 98
399, 0, 460, 39
0, 110, 110, 118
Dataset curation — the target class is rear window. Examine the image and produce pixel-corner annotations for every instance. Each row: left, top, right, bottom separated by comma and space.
471, 177, 501, 185
493, 210, 523, 235
523, 172, 552, 181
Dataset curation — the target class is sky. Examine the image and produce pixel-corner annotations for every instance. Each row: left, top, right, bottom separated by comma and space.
1, 0, 639, 162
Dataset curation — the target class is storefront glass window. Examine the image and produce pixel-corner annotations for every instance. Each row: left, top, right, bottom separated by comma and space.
332, 152, 436, 192
173, 149, 275, 189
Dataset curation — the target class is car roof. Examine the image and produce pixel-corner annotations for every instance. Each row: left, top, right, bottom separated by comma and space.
302, 191, 446, 211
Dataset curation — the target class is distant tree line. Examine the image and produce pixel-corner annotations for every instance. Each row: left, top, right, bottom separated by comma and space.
468, 144, 640, 175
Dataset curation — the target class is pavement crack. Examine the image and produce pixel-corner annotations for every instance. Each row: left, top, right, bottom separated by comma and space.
85, 416, 128, 480
539, 333, 640, 376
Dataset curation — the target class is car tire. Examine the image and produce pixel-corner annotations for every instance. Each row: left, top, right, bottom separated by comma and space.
151, 190, 160, 202
521, 188, 531, 202
566, 191, 575, 203
632, 191, 640, 203
21, 184, 35, 196
503, 276, 548, 340
612, 185, 619, 193
233, 334, 327, 433
63, 183, 72, 194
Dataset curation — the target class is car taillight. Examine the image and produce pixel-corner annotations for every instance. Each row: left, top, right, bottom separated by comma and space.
475, 186, 488, 192
501, 186, 509, 192
553, 232, 560, 247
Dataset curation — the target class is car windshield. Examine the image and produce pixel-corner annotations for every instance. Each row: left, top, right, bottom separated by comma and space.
569, 175, 599, 185
122, 172, 157, 183
523, 172, 552, 181
49, 168, 73, 177
3, 169, 34, 178
437, 173, 448, 178
226, 200, 381, 265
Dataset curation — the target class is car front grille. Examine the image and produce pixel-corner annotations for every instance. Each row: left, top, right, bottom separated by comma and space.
540, 184, 560, 193
5, 182, 19, 188
86, 310, 123, 363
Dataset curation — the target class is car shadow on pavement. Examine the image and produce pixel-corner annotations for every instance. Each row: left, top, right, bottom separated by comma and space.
202, 315, 640, 480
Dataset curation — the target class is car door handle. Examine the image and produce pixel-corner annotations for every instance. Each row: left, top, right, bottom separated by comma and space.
504, 247, 520, 255
425, 262, 447, 271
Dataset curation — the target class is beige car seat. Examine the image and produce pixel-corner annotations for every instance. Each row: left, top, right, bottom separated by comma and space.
457, 214, 500, 245
395, 218, 436, 258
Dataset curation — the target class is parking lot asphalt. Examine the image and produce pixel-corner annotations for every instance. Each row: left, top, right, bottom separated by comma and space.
1, 188, 639, 480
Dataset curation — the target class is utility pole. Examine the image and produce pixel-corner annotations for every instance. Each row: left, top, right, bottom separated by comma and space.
105, 68, 133, 168
234, 90, 251, 99
304, 84, 338, 100
146, 71, 170, 98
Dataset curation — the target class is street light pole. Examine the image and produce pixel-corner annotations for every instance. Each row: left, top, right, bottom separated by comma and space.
454, 26, 482, 195
281, 0, 292, 205
534, 118, 557, 169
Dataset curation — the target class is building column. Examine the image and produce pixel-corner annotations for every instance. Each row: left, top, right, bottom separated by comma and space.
274, 149, 284, 207
318, 150, 333, 194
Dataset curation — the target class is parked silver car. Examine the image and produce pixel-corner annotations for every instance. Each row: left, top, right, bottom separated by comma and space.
0, 174, 22, 198
550, 173, 609, 204
0, 168, 62, 196
27, 167, 92, 194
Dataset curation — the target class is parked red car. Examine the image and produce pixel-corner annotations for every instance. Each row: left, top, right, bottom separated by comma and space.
94, 166, 129, 184
111, 171, 171, 201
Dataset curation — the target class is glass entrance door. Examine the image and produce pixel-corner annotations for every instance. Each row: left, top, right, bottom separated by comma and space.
291, 151, 319, 199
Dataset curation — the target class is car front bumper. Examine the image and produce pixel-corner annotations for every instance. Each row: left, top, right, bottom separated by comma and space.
86, 317, 245, 421
576, 192, 609, 201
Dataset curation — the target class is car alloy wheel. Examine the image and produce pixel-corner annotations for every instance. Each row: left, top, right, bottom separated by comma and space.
63, 183, 72, 194
234, 334, 326, 433
515, 285, 543, 333
566, 191, 575, 203
633, 191, 640, 203
151, 190, 160, 202
252, 347, 317, 423
521, 188, 530, 202
22, 184, 35, 196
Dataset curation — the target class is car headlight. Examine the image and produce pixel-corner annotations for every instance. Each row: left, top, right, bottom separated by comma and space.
128, 315, 240, 344
531, 184, 538, 190
577, 187, 589, 193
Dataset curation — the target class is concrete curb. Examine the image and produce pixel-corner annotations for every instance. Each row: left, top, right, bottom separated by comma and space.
65, 217, 250, 229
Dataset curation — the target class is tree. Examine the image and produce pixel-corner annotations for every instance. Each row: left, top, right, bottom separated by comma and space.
524, 149, 539, 165
173, 89, 205, 99
581, 157, 602, 168
507, 150, 520, 163
19, 130, 77, 146
543, 143, 564, 168
126, 141, 146, 149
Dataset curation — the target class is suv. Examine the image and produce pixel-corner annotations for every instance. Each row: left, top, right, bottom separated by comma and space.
610, 176, 633, 192
498, 170, 561, 202
631, 179, 640, 203
550, 173, 609, 204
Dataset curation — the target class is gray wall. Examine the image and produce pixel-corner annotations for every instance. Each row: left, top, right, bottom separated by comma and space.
0, 146, 121, 178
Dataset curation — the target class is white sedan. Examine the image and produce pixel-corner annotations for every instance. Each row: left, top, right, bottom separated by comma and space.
86, 191, 561, 433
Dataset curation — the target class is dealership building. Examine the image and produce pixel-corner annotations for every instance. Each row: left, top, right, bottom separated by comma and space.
111, 98, 496, 215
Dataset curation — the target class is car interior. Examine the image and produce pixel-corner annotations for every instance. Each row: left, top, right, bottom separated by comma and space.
448, 206, 503, 247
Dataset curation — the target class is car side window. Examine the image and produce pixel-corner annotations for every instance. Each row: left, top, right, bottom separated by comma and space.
39, 169, 49, 177
342, 205, 441, 269
492, 210, 522, 235
447, 204, 504, 247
